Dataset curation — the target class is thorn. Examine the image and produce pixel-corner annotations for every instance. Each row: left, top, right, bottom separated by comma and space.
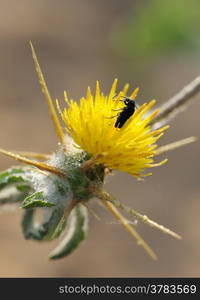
80, 153, 105, 171
102, 199, 157, 260
30, 42, 65, 144
156, 136, 197, 155
10, 150, 50, 160
81, 202, 101, 221
0, 148, 66, 177
51, 199, 78, 240
91, 187, 157, 260
105, 192, 182, 240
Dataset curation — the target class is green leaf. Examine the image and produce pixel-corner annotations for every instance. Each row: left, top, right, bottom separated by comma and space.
0, 168, 26, 190
49, 203, 88, 259
16, 184, 31, 192
21, 204, 66, 241
21, 173, 74, 241
21, 191, 55, 208
0, 167, 32, 205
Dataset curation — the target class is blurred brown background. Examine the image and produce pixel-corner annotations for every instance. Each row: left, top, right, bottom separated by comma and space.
0, 0, 200, 277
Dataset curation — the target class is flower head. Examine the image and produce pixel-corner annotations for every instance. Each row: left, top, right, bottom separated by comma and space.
59, 79, 168, 178
0, 43, 195, 261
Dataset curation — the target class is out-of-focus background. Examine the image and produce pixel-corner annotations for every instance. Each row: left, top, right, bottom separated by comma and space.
0, 0, 200, 277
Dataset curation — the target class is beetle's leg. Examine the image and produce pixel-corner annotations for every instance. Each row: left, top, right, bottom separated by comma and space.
112, 108, 123, 111
105, 114, 118, 119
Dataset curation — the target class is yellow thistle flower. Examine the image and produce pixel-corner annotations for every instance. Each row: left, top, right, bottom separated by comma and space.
58, 80, 168, 178
0, 43, 196, 261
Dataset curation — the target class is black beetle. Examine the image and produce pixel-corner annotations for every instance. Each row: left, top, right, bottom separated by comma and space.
114, 97, 136, 128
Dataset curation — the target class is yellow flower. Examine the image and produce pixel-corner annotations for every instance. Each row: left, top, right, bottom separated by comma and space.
59, 79, 168, 178
0, 43, 196, 261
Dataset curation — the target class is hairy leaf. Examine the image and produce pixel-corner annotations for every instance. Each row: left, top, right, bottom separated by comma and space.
22, 191, 55, 209
49, 204, 88, 259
